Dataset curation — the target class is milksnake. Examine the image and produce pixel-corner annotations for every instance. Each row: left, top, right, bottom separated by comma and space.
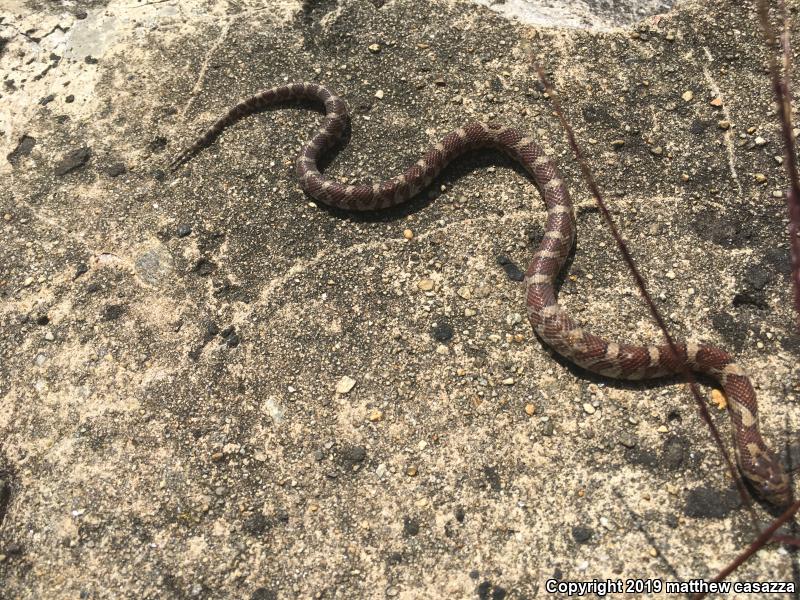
170, 82, 791, 506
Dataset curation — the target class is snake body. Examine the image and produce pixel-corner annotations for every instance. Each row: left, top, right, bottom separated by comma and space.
171, 82, 790, 506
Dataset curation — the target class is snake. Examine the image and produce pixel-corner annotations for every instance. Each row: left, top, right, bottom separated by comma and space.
170, 81, 791, 506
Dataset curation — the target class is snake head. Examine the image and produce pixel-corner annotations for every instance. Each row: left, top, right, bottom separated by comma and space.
748, 452, 792, 506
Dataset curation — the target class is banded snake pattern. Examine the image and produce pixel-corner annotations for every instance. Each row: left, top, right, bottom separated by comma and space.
170, 82, 791, 506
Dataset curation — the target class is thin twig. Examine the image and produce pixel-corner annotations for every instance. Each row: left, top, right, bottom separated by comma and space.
757, 0, 800, 329
691, 499, 800, 600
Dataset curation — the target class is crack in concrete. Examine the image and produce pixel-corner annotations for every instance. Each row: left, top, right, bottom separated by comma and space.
703, 50, 743, 197
178, 19, 234, 120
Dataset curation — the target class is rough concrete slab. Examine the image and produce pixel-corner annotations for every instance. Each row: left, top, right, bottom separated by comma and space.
1, 0, 799, 598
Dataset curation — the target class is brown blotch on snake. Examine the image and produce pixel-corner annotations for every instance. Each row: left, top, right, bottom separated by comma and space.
170, 82, 791, 506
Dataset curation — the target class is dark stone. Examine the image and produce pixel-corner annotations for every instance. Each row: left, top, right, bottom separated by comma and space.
571, 525, 593, 543
250, 589, 277, 600
7, 135, 37, 165
206, 322, 220, 336
664, 513, 679, 529
469, 570, 480, 580
75, 9, 88, 19
35, 314, 49, 325
39, 93, 56, 105
340, 444, 366, 468
193, 258, 215, 276
662, 436, 686, 469
102, 305, 125, 321
106, 162, 126, 177
402, 516, 420, 536
492, 587, 507, 600
85, 55, 99, 64
177, 224, 192, 238
477, 581, 492, 600
65, 94, 75, 103
496, 254, 525, 282
221, 325, 235, 339
226, 334, 240, 348
482, 465, 501, 491
431, 320, 454, 342
243, 513, 269, 536
55, 146, 91, 176
5, 543, 22, 555
690, 119, 712, 135
684, 487, 741, 519
454, 506, 465, 523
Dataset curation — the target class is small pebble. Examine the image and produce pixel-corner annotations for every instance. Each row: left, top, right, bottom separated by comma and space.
710, 97, 723, 107
335, 376, 356, 394
402, 228, 413, 240
375, 89, 384, 99
582, 403, 596, 415
417, 278, 434, 291
711, 389, 727, 409
368, 43, 380, 53
368, 409, 383, 422
754, 173, 767, 184
755, 136, 767, 146
525, 403, 536, 416
681, 90, 694, 102
406, 466, 417, 477
717, 120, 731, 130
665, 270, 676, 280
572, 526, 593, 543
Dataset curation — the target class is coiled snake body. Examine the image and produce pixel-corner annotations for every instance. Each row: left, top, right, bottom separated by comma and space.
171, 82, 790, 506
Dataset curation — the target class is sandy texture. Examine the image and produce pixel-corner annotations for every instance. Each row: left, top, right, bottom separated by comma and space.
1, 0, 799, 598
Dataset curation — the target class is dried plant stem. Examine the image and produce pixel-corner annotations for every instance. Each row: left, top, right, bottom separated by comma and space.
758, 0, 800, 328
532, 63, 756, 518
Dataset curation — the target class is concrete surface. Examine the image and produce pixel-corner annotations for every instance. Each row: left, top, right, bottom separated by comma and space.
1, 0, 799, 598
